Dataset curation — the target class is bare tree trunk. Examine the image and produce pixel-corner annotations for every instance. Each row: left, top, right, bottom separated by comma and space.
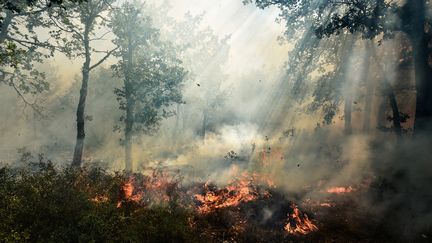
124, 87, 134, 171
411, 33, 432, 134
384, 81, 403, 138
124, 37, 134, 171
201, 109, 207, 141
172, 104, 181, 147
371, 44, 403, 138
403, 0, 432, 135
341, 36, 356, 135
363, 42, 373, 132
72, 28, 91, 167
124, 117, 133, 171
0, 11, 12, 43
377, 95, 388, 129
344, 95, 352, 134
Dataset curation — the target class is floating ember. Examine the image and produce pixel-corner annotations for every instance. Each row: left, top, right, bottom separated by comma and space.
90, 195, 109, 204
284, 203, 318, 235
319, 202, 333, 207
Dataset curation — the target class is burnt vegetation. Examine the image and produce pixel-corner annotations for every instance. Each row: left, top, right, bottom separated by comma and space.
1, 158, 422, 243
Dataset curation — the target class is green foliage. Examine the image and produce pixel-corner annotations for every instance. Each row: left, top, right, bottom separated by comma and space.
0, 0, 83, 113
0, 161, 198, 242
111, 3, 187, 136
244, 0, 397, 40
1, 0, 85, 13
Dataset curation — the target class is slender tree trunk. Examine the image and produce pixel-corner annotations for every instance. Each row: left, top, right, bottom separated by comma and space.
371, 43, 403, 137
411, 33, 432, 134
72, 28, 91, 167
341, 36, 356, 135
384, 81, 403, 138
405, 0, 432, 135
172, 103, 181, 147
124, 38, 134, 171
0, 11, 12, 43
201, 109, 207, 141
377, 95, 388, 129
344, 95, 352, 134
124, 90, 134, 171
363, 42, 373, 132
124, 116, 133, 171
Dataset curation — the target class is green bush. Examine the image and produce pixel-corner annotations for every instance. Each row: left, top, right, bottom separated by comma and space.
0, 162, 197, 243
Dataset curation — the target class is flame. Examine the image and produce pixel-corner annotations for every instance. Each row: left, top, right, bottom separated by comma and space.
116, 169, 181, 208
284, 203, 318, 235
123, 181, 134, 199
194, 173, 261, 214
326, 186, 355, 194
117, 179, 144, 208
319, 202, 332, 207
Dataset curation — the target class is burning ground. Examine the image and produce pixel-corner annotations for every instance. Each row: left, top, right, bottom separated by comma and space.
2, 144, 430, 243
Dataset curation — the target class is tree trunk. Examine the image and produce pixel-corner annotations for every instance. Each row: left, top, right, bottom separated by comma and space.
0, 11, 12, 43
344, 94, 353, 134
201, 109, 207, 141
172, 103, 181, 147
124, 118, 133, 171
363, 42, 373, 132
72, 28, 91, 167
341, 35, 356, 135
371, 43, 403, 138
124, 37, 134, 171
377, 94, 388, 130
124, 90, 134, 171
384, 81, 403, 138
405, 0, 432, 135
411, 33, 432, 134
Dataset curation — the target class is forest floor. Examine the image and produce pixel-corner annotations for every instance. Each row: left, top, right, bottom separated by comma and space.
0, 160, 430, 243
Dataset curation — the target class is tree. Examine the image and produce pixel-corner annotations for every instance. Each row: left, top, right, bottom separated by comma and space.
166, 13, 230, 142
245, 0, 432, 135
111, 3, 187, 171
0, 0, 79, 114
50, 0, 116, 167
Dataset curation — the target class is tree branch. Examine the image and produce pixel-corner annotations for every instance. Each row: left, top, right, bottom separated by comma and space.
7, 75, 44, 117
89, 47, 118, 71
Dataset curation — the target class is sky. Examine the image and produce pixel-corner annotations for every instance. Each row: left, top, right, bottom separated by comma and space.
49, 0, 290, 93
164, 0, 289, 77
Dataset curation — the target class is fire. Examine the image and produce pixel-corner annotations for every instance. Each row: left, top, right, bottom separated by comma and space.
117, 179, 144, 208
116, 168, 181, 208
326, 186, 355, 194
123, 181, 134, 199
194, 173, 262, 214
284, 203, 318, 235
319, 202, 332, 207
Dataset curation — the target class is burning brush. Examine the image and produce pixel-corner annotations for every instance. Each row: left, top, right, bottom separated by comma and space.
194, 172, 270, 214
284, 203, 318, 235
193, 171, 318, 236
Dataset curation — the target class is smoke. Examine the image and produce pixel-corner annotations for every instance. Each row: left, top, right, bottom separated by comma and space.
1, 0, 431, 240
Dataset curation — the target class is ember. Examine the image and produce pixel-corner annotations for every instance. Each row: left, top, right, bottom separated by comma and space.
90, 195, 109, 204
327, 186, 355, 194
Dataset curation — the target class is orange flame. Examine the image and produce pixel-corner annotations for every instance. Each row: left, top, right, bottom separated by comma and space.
195, 173, 261, 214
117, 179, 144, 208
284, 203, 318, 235
326, 186, 355, 194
